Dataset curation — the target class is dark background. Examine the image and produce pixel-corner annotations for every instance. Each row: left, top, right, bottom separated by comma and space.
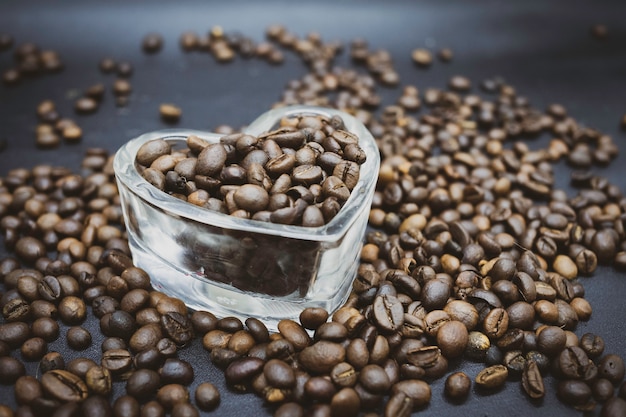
1, 1, 625, 416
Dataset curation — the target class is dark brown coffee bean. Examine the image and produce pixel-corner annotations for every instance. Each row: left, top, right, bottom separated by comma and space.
373, 294, 404, 333
102, 348, 133, 374
0, 356, 25, 384
445, 372, 471, 401
15, 375, 42, 405
359, 364, 391, 395
194, 382, 220, 411
580, 333, 605, 358
156, 383, 190, 409
522, 360, 545, 399
161, 312, 193, 346
67, 326, 92, 350
598, 354, 626, 384
21, 337, 47, 361
592, 378, 615, 402
127, 369, 160, 400
41, 370, 88, 402
330, 362, 358, 388
160, 358, 194, 385
224, 357, 265, 389
40, 352, 65, 373
275, 402, 303, 417
263, 359, 295, 389
130, 323, 163, 352
244, 317, 269, 343
0, 321, 30, 348
384, 392, 412, 417
15, 237, 46, 262
557, 379, 591, 406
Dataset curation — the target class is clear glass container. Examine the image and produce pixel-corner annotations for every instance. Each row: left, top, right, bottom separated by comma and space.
113, 105, 380, 330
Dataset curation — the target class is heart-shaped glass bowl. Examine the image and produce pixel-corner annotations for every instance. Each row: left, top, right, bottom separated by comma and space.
113, 105, 380, 330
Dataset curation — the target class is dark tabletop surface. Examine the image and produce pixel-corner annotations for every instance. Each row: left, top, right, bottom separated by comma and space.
1, 1, 626, 416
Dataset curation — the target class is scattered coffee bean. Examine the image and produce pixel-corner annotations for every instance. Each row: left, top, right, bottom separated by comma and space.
143, 33, 164, 54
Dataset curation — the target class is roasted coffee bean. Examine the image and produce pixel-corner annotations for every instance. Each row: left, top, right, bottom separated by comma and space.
245, 317, 270, 343
156, 383, 190, 409
67, 326, 92, 350
15, 375, 43, 405
102, 348, 133, 374
304, 376, 336, 402
299, 341, 345, 374
373, 294, 404, 333
21, 336, 47, 361
331, 362, 358, 388
537, 325, 567, 357
58, 296, 86, 324
80, 395, 113, 417
278, 319, 311, 351
0, 356, 25, 384
0, 321, 30, 348
130, 323, 163, 352
224, 357, 265, 389
557, 379, 591, 406
85, 365, 112, 396
160, 358, 194, 385
140, 401, 165, 417
475, 365, 508, 389
329, 387, 360, 417
127, 369, 160, 399
143, 33, 164, 53
41, 370, 88, 402
161, 312, 193, 346
580, 333, 605, 358
195, 382, 220, 411
598, 354, 626, 383
592, 378, 615, 402
522, 360, 545, 399
437, 320, 468, 358
445, 372, 471, 401
66, 357, 97, 379
40, 351, 65, 373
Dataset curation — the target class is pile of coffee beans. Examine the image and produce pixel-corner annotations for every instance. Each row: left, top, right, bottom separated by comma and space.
135, 113, 366, 227
1, 22, 626, 417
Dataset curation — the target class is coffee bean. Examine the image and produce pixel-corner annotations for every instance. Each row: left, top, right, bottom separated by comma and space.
127, 369, 160, 399
67, 326, 92, 350
598, 354, 626, 384
195, 382, 220, 411
299, 341, 346, 374
160, 358, 194, 385
592, 378, 614, 402
41, 370, 88, 402
330, 387, 360, 417
522, 360, 545, 399
102, 348, 133, 375
75, 97, 98, 114
475, 365, 508, 389
444, 372, 471, 401
85, 365, 112, 396
275, 402, 304, 417
160, 104, 181, 123
143, 33, 164, 54
373, 294, 404, 333
224, 357, 265, 389
79, 395, 112, 417
557, 379, 591, 406
0, 321, 30, 348
15, 375, 43, 405
140, 400, 165, 417
40, 351, 65, 373
66, 357, 97, 379
161, 312, 193, 346
21, 336, 47, 361
580, 333, 605, 358
58, 296, 86, 324
0, 356, 25, 384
